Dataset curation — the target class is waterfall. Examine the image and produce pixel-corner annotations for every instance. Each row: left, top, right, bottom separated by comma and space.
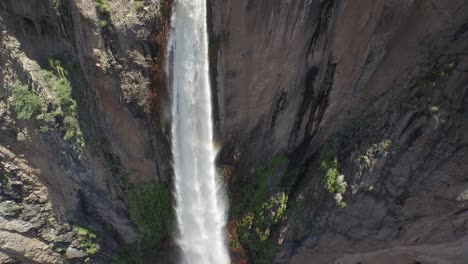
168, 0, 230, 263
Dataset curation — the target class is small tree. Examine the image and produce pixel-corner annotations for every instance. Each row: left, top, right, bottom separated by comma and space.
10, 83, 42, 120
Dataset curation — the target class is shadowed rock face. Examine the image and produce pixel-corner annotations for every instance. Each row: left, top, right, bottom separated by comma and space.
212, 0, 468, 263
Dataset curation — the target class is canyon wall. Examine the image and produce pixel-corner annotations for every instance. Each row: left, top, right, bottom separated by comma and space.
1, 0, 468, 263
0, 0, 172, 262
212, 0, 468, 263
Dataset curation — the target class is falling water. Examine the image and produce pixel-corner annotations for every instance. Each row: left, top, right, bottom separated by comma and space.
168, 0, 230, 263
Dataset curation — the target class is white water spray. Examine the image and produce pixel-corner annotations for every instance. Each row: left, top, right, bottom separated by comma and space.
168, 0, 230, 263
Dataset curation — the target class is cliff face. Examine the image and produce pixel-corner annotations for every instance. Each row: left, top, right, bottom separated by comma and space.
1, 0, 468, 263
0, 0, 172, 263
212, 0, 468, 263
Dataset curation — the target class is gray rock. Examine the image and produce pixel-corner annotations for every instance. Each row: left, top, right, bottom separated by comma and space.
0, 201, 23, 217
0, 216, 33, 233
65, 247, 87, 259
456, 189, 468, 202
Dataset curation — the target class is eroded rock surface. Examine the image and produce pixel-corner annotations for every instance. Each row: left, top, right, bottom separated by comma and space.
212, 0, 468, 263
0, 146, 71, 263
0, 0, 171, 262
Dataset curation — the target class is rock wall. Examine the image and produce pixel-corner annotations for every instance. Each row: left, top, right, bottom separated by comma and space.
212, 0, 468, 263
0, 0, 172, 262
1, 0, 468, 263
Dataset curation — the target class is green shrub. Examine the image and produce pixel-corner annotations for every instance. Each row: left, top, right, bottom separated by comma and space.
320, 139, 347, 207
229, 231, 242, 249
48, 58, 68, 78
73, 225, 100, 255
34, 60, 85, 156
235, 156, 287, 215
53, 79, 74, 110
95, 0, 110, 13
242, 165, 270, 211
10, 83, 42, 120
128, 182, 173, 249
237, 192, 288, 264
230, 156, 288, 262
9, 60, 84, 157
132, 1, 144, 12
98, 19, 107, 27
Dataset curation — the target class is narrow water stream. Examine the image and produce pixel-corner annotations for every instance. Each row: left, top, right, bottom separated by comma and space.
168, 0, 230, 263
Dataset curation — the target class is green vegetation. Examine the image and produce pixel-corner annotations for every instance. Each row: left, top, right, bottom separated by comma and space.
232, 156, 288, 263
48, 58, 67, 78
95, 0, 111, 14
34, 59, 85, 156
73, 225, 100, 255
359, 139, 392, 162
128, 182, 173, 249
10, 83, 42, 120
235, 156, 287, 215
236, 192, 288, 263
357, 139, 392, 169
98, 19, 108, 27
238, 165, 271, 213
10, 58, 85, 157
320, 139, 347, 208
94, 0, 110, 26
109, 181, 172, 263
132, 0, 145, 12
110, 242, 144, 264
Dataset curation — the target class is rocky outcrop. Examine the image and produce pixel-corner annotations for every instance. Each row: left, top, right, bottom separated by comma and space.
212, 0, 468, 263
0, 146, 71, 263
